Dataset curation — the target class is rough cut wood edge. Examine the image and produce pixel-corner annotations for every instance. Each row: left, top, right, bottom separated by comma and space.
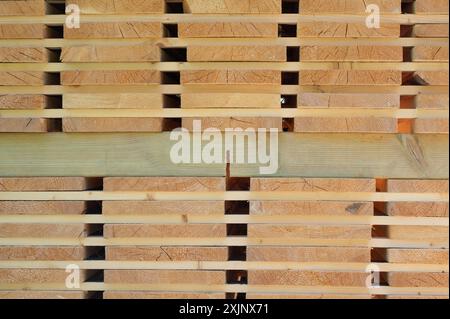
69, 0, 164, 14
61, 70, 161, 85
179, 23, 278, 38
414, 0, 449, 14
0, 24, 46, 39
62, 118, 164, 132
0, 0, 45, 16
104, 177, 225, 191
182, 0, 281, 14
63, 93, 163, 109
299, 0, 401, 13
106, 246, 228, 261
103, 291, 225, 299
0, 177, 100, 191
64, 22, 163, 39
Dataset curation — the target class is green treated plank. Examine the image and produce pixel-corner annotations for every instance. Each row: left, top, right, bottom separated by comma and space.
0, 133, 448, 178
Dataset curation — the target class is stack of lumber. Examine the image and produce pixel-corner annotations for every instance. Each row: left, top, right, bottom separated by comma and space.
0, 0, 448, 299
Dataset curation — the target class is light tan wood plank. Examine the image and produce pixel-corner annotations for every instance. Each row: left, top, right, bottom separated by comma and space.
183, 0, 281, 14
415, 94, 449, 109
0, 95, 46, 110
63, 93, 163, 109
248, 271, 367, 286
298, 93, 400, 108
0, 118, 52, 133
0, 47, 48, 63
104, 177, 225, 191
104, 292, 225, 299
298, 23, 400, 38
414, 0, 449, 14
412, 71, 449, 86
181, 70, 281, 85
179, 23, 277, 38
300, 70, 402, 86
248, 225, 372, 239
0, 201, 88, 215
0, 0, 45, 16
247, 294, 372, 299
0, 291, 87, 299
61, 44, 160, 62
104, 224, 226, 238
386, 249, 449, 264
413, 24, 449, 38
181, 93, 280, 108
102, 201, 224, 215
0, 72, 44, 86
250, 201, 374, 216
183, 117, 283, 131
188, 46, 286, 62
62, 118, 163, 132
70, 0, 164, 14
0, 224, 88, 238
412, 47, 449, 62
388, 226, 449, 241
0, 24, 45, 39
389, 272, 449, 287
414, 119, 449, 134
295, 117, 397, 133
64, 22, 162, 39
0, 246, 86, 261
247, 247, 370, 262
301, 46, 403, 62
105, 269, 225, 284
61, 70, 161, 85
106, 247, 227, 261
0, 177, 99, 191
0, 269, 88, 284
251, 178, 376, 192
300, 0, 401, 13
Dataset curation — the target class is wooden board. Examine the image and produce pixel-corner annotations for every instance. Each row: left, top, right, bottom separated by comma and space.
106, 247, 228, 261
104, 292, 225, 299
63, 93, 163, 109
64, 23, 163, 39
0, 72, 45, 86
388, 272, 449, 287
299, 0, 401, 13
105, 270, 225, 284
179, 23, 278, 38
0, 201, 88, 215
298, 93, 400, 108
248, 271, 367, 286
0, 119, 55, 133
414, 0, 449, 14
298, 23, 400, 38
300, 46, 403, 62
0, 246, 86, 261
102, 201, 225, 215
0, 24, 46, 39
181, 93, 281, 108
386, 249, 449, 264
187, 46, 286, 62
0, 48, 48, 63
182, 0, 281, 14
247, 247, 371, 262
104, 224, 226, 238
412, 47, 449, 62
294, 117, 398, 133
69, 0, 164, 14
61, 71, 161, 86
181, 70, 281, 85
0, 0, 45, 16
0, 95, 47, 110
104, 177, 225, 191
0, 177, 100, 191
299, 70, 402, 86
183, 117, 283, 131
61, 44, 161, 62
0, 291, 88, 299
62, 118, 164, 132
413, 24, 449, 38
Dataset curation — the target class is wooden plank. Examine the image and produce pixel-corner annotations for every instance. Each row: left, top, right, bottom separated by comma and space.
70, 0, 164, 14
299, 70, 402, 86
412, 47, 449, 62
414, 119, 449, 134
104, 224, 226, 238
63, 93, 163, 109
181, 93, 280, 108
0, 118, 53, 133
250, 201, 374, 216
106, 247, 227, 261
248, 271, 367, 286
182, 0, 281, 14
181, 70, 281, 85
298, 93, 400, 108
412, 71, 449, 86
0, 269, 88, 284
0, 177, 100, 191
300, 46, 403, 62
0, 72, 45, 86
105, 269, 225, 284
387, 226, 449, 241
294, 117, 398, 133
61, 44, 161, 62
0, 0, 45, 16
104, 177, 225, 191
251, 178, 376, 192
387, 180, 449, 217
62, 118, 163, 132
183, 117, 283, 131
389, 272, 449, 287
247, 247, 370, 262
248, 225, 372, 239
61, 71, 161, 86
299, 0, 401, 13
179, 23, 278, 38
0, 95, 46, 110
188, 46, 286, 62
64, 23, 162, 39
0, 201, 88, 215
413, 25, 449, 38
104, 292, 225, 299
386, 249, 449, 264
0, 247, 86, 261
414, 0, 449, 14
102, 201, 225, 215
0, 24, 45, 39
0, 224, 88, 238
0, 291, 87, 299
415, 94, 449, 109
298, 23, 400, 38
247, 294, 372, 299
0, 47, 48, 63
0, 133, 447, 178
